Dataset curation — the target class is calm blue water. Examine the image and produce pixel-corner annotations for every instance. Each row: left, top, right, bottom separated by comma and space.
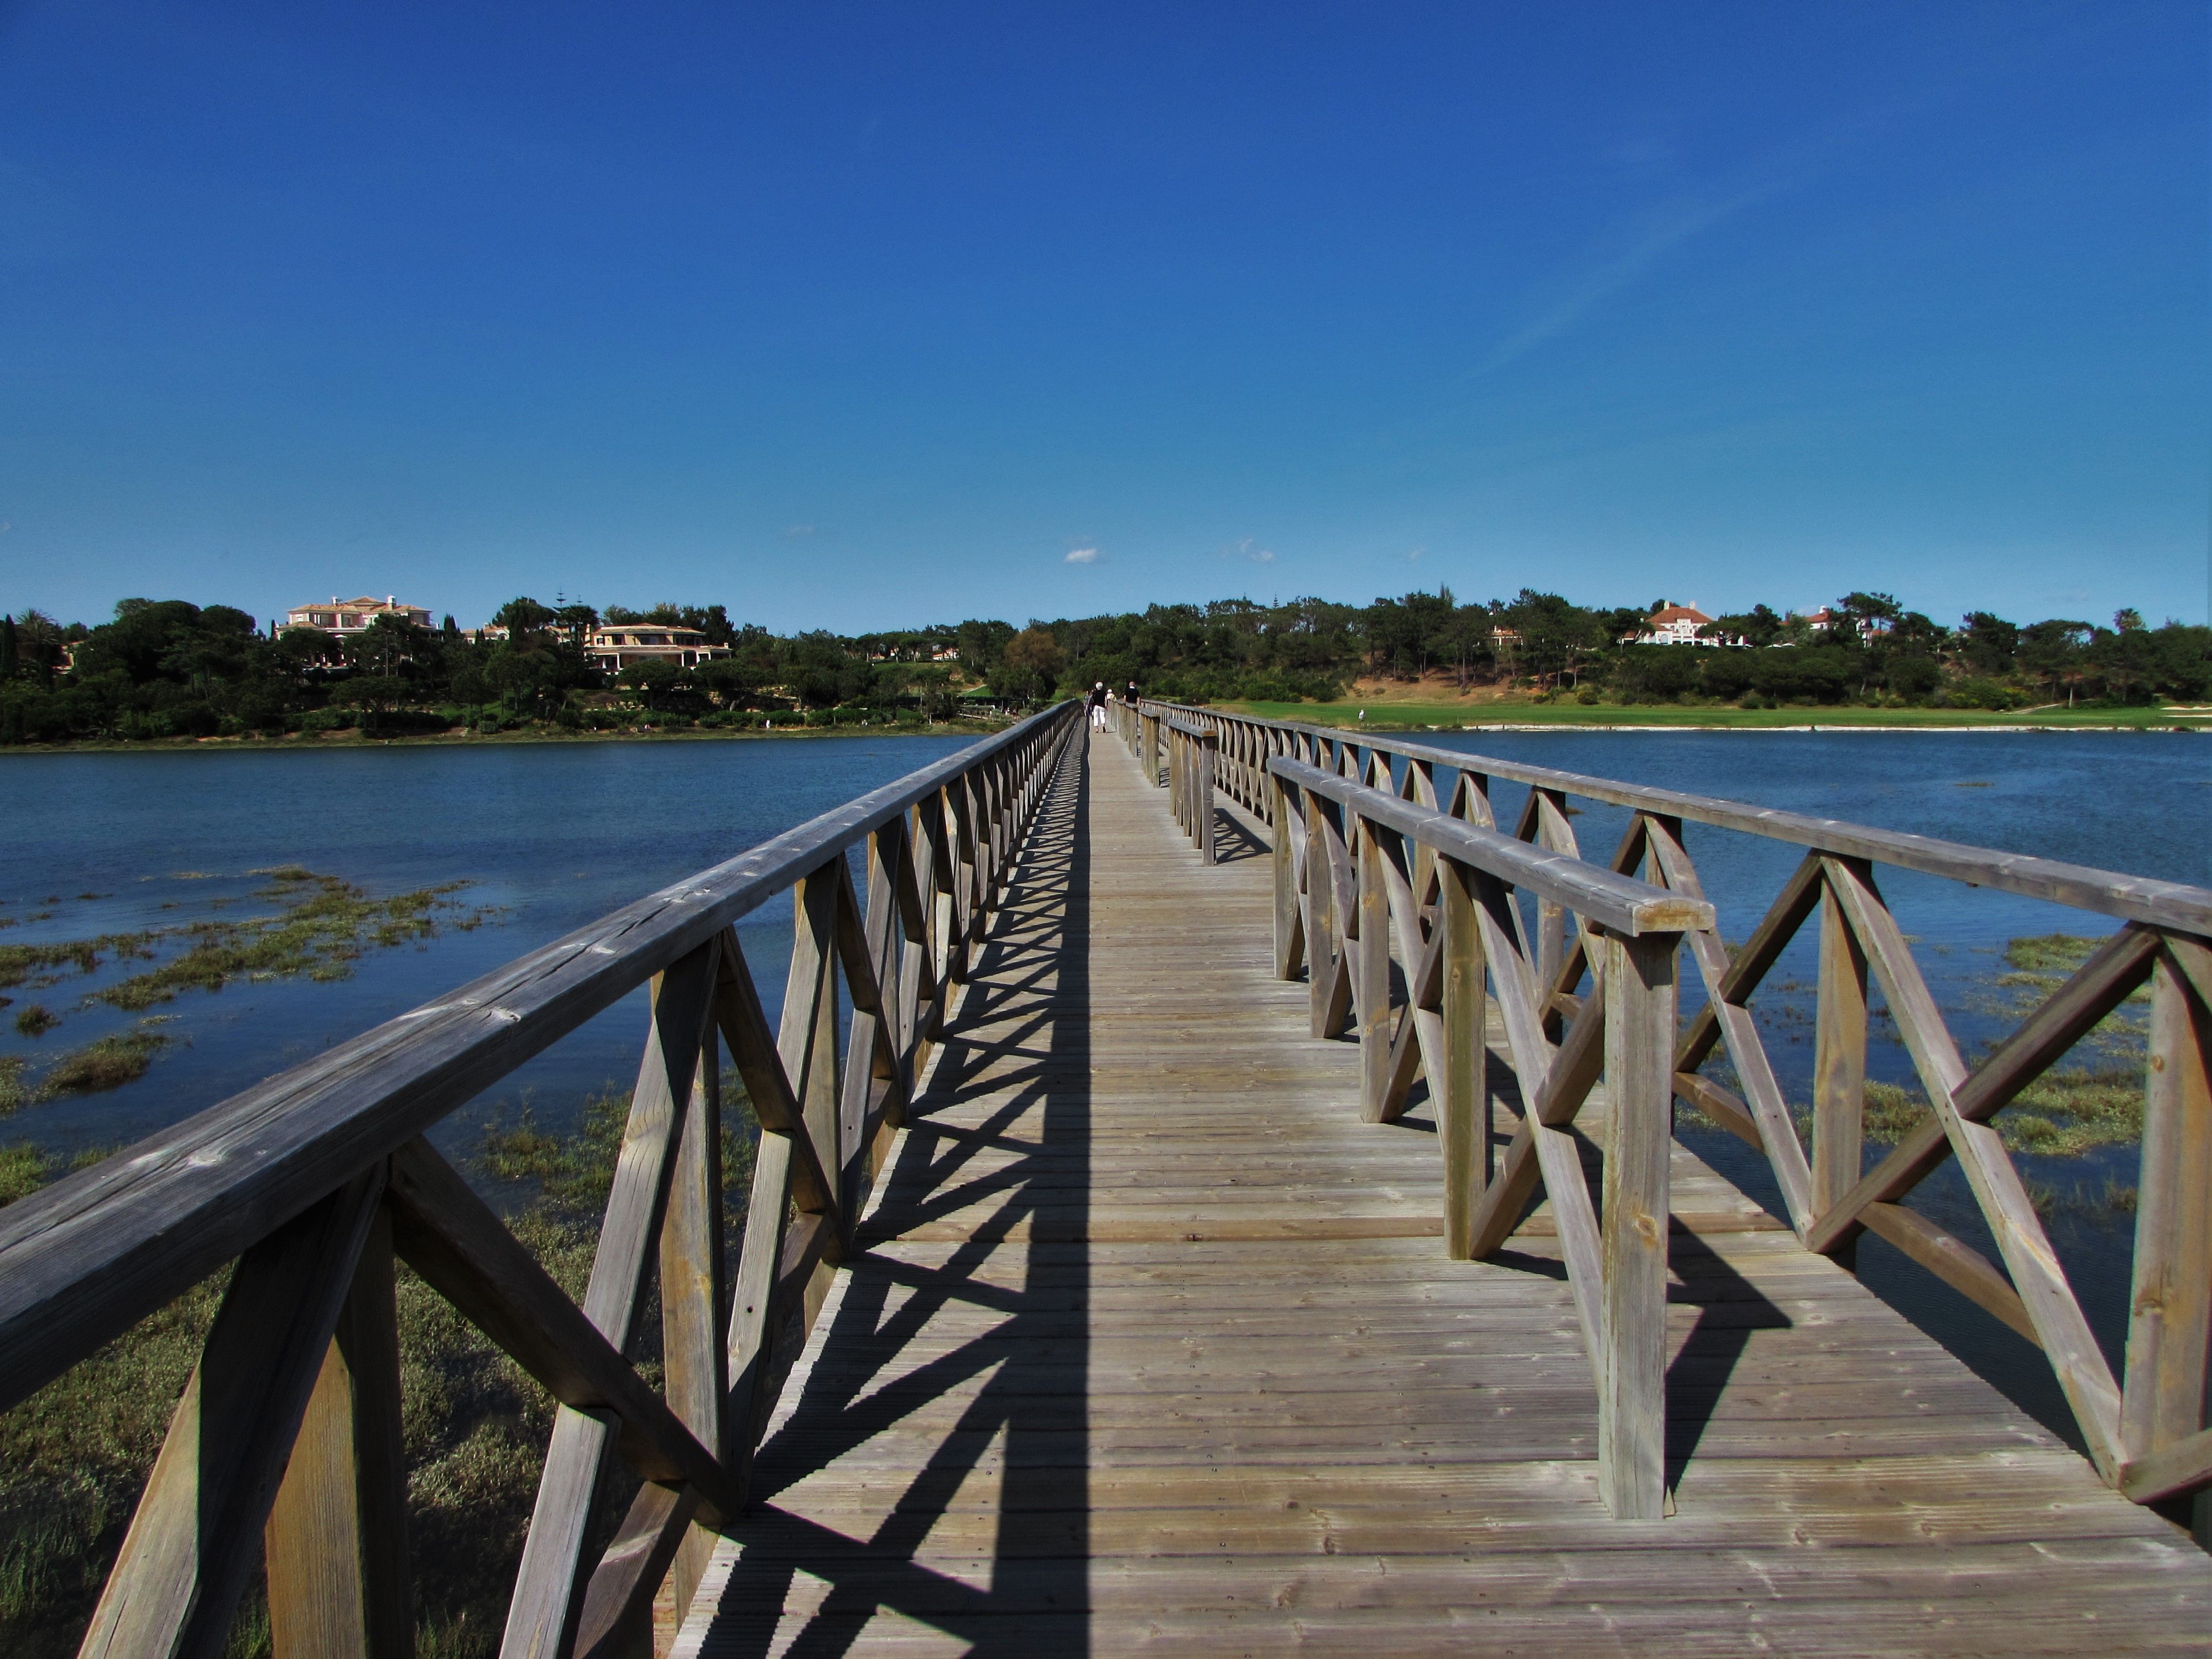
0, 737, 972, 1164
3, 727, 2205, 1452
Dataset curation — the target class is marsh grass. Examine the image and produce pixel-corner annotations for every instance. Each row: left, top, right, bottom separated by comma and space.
0, 871, 502, 1112
89, 872, 488, 1013
0, 1081, 758, 1658
38, 1031, 170, 1097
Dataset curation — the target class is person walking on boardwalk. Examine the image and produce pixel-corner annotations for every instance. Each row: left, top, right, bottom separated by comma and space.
1088, 681, 1109, 731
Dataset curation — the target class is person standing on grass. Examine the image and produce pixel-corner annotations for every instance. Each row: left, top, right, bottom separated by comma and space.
1088, 681, 1108, 731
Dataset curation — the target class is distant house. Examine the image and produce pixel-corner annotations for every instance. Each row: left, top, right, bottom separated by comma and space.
284, 596, 432, 636
1634, 603, 1718, 646
1801, 607, 1888, 641
588, 626, 732, 671
468, 624, 510, 644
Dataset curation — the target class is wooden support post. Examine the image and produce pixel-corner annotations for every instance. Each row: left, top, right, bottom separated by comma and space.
1307, 792, 1337, 1039
502, 940, 717, 1659
1167, 725, 1183, 827
1812, 875, 1869, 1265
1357, 816, 1392, 1121
661, 1046, 727, 1616
266, 1202, 413, 1659
1196, 729, 1218, 863
2124, 945, 2212, 1542
1599, 929, 1674, 1521
1440, 856, 1486, 1259
1532, 790, 1577, 1038
84, 1170, 385, 1659
786, 865, 844, 1275
1271, 774, 1303, 979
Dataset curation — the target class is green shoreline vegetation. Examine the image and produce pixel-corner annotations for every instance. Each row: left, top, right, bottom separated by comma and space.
0, 869, 499, 1113
0, 1091, 758, 1659
5, 587, 2209, 748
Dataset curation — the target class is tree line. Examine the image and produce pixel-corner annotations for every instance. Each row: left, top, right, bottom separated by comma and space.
4, 587, 2208, 744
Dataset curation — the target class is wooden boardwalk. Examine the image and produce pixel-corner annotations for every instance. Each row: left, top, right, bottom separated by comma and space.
675, 731, 2211, 1656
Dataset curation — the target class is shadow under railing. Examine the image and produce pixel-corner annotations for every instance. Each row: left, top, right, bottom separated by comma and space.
699, 733, 1094, 1655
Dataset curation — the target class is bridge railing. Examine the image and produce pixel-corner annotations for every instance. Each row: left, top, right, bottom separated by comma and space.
1144, 698, 2212, 1526
0, 701, 1082, 1658
1162, 714, 1219, 864
1272, 755, 1709, 1518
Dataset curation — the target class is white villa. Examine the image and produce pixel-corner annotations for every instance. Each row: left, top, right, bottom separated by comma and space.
588, 625, 732, 671
1634, 603, 1718, 645
284, 596, 434, 635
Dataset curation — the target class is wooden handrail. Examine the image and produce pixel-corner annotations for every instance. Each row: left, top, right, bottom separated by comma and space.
0, 702, 1077, 1413
1142, 699, 2212, 932
1141, 697, 2212, 1522
1254, 754, 1691, 1519
1273, 758, 1712, 936
3, 698, 1084, 1656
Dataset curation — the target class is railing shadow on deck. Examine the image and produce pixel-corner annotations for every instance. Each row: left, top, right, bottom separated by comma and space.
702, 738, 1094, 1656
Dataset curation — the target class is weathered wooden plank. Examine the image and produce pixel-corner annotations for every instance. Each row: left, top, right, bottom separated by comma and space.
1599, 929, 1675, 1521
712, 935, 840, 1231
1813, 876, 1869, 1254
382, 1139, 740, 1517
2121, 944, 2212, 1488
503, 938, 719, 1659
1647, 827, 1815, 1232
1822, 856, 2125, 1475
1804, 921, 2162, 1255
81, 1170, 384, 1659
1439, 856, 1485, 1259
264, 1203, 412, 1659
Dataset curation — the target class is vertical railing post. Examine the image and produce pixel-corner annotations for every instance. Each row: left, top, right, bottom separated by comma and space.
1813, 876, 1869, 1262
660, 1045, 727, 1616
1307, 792, 1337, 1038
265, 1201, 413, 1659
1597, 928, 1676, 1521
2123, 942, 2212, 1544
1142, 709, 1160, 785
1356, 813, 1391, 1120
1196, 729, 1218, 863
1271, 772, 1302, 979
1440, 856, 1486, 1260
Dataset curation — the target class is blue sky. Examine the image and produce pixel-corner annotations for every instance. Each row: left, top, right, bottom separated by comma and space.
1, 1, 2205, 633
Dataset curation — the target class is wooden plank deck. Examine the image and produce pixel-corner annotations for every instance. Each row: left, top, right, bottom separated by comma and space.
674, 730, 2212, 1656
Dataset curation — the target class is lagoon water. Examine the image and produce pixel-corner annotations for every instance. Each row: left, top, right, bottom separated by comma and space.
4, 725, 2208, 1446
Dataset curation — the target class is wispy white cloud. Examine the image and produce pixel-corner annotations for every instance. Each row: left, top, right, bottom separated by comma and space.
1470, 98, 1909, 377
783, 523, 816, 540
1227, 536, 1275, 564
1407, 545, 1425, 562
1065, 546, 1099, 565
1473, 179, 1785, 375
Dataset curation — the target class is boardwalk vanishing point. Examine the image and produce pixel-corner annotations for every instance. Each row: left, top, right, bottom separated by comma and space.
1, 700, 2205, 1657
